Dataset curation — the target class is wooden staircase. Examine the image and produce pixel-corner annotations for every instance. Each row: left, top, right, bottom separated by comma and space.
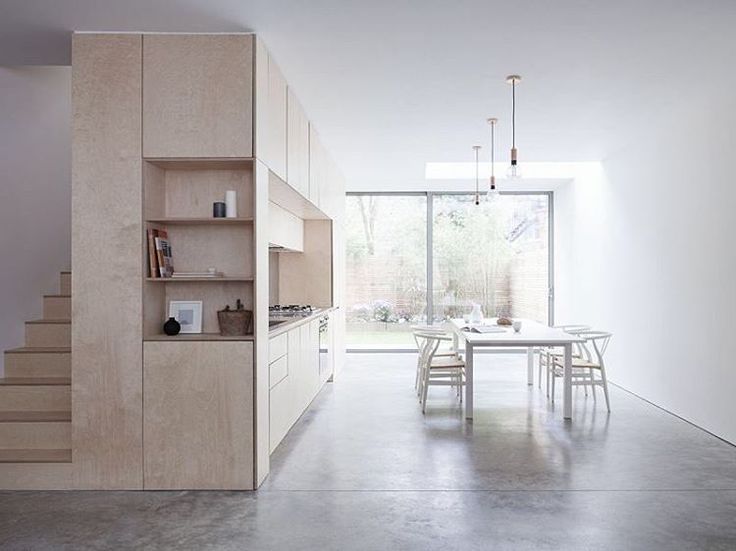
1, 272, 71, 463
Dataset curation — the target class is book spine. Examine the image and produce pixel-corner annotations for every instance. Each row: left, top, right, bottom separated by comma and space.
147, 229, 158, 278
165, 240, 173, 277
155, 237, 167, 278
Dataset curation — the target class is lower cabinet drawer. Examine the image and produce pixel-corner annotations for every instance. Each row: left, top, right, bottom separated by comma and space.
269, 376, 291, 453
269, 355, 288, 389
269, 333, 288, 363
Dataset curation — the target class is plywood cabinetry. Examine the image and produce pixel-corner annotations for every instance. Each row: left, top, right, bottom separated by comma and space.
142, 34, 254, 158
72, 33, 144, 489
306, 125, 345, 219
268, 320, 322, 453
143, 341, 254, 489
287, 89, 310, 198
255, 40, 288, 180
142, 160, 255, 339
320, 155, 345, 219
268, 201, 304, 252
69, 31, 343, 492
308, 124, 326, 208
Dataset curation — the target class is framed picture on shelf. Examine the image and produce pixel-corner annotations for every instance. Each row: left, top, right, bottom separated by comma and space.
168, 301, 203, 334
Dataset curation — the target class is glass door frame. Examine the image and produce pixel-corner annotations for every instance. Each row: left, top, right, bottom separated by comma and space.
345, 191, 555, 348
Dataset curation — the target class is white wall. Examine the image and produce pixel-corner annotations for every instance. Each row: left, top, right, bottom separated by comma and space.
555, 99, 736, 444
0, 67, 71, 373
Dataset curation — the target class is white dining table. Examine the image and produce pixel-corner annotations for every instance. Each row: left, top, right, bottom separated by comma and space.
449, 318, 586, 420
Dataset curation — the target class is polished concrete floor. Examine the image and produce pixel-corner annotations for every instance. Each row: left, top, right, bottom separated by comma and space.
2, 353, 736, 550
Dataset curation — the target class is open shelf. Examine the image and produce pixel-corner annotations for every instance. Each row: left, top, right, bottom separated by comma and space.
146, 276, 254, 282
143, 158, 256, 342
146, 217, 253, 225
144, 157, 254, 170
145, 333, 255, 342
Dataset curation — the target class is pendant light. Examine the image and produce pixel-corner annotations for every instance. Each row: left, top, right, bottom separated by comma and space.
506, 74, 522, 179
473, 145, 482, 205
486, 117, 498, 200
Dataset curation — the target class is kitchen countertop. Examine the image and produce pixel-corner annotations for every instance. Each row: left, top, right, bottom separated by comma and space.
268, 306, 337, 337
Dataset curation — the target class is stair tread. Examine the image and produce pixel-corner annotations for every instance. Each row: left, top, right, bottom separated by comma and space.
5, 347, 71, 354
0, 449, 72, 463
0, 377, 70, 386
26, 319, 71, 325
0, 411, 71, 422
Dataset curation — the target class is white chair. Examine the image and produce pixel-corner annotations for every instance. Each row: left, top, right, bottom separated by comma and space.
412, 325, 457, 394
550, 330, 612, 412
538, 325, 590, 392
416, 332, 465, 413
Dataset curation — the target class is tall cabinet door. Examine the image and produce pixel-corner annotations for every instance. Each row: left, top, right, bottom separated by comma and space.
287, 89, 310, 198
72, 33, 144, 489
142, 34, 254, 158
143, 341, 254, 490
308, 125, 325, 208
255, 40, 288, 180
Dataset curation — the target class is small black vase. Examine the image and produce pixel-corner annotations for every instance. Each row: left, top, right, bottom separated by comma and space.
163, 317, 181, 336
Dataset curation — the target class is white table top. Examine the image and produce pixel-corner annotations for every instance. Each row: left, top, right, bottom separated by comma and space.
449, 318, 585, 346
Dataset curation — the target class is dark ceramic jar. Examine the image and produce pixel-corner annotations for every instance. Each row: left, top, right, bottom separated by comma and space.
163, 317, 181, 336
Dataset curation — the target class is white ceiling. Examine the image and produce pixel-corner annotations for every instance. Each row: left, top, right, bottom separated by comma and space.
2, 0, 734, 189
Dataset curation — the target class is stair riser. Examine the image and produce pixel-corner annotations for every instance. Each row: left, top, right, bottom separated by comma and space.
25, 324, 71, 348
43, 297, 71, 319
60, 273, 71, 295
4, 353, 71, 378
0, 422, 70, 449
0, 386, 70, 411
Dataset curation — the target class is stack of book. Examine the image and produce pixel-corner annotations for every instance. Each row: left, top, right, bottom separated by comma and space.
147, 229, 174, 278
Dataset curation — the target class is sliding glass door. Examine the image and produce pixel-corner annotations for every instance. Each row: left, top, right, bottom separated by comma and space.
432, 193, 550, 324
345, 195, 427, 347
345, 193, 551, 348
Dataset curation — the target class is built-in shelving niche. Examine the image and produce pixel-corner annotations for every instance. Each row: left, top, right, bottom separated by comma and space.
143, 158, 255, 341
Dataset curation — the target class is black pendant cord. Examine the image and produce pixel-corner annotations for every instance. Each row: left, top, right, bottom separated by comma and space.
511, 79, 516, 149
491, 123, 495, 182
474, 146, 480, 205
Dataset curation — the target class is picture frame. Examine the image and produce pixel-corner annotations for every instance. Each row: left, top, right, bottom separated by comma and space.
168, 300, 203, 334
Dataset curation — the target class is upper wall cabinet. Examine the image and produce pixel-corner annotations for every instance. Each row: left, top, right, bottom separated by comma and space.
142, 34, 254, 159
308, 124, 326, 208
287, 89, 310, 199
322, 155, 346, 219
255, 39, 288, 180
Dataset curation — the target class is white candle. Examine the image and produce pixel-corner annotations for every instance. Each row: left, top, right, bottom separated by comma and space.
225, 190, 237, 218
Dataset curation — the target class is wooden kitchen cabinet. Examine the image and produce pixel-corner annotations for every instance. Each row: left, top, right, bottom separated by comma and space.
287, 89, 310, 198
308, 124, 326, 208
255, 41, 288, 180
269, 375, 291, 452
143, 341, 254, 490
320, 155, 344, 219
308, 125, 345, 219
142, 34, 254, 159
268, 320, 324, 453
297, 322, 320, 414
269, 329, 298, 452
268, 201, 304, 252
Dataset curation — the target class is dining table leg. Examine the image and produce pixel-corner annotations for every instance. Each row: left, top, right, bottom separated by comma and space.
527, 347, 534, 386
563, 342, 573, 420
465, 342, 474, 420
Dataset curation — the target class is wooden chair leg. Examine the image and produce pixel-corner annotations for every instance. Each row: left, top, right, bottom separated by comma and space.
600, 366, 611, 412
590, 368, 597, 401
420, 365, 431, 414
